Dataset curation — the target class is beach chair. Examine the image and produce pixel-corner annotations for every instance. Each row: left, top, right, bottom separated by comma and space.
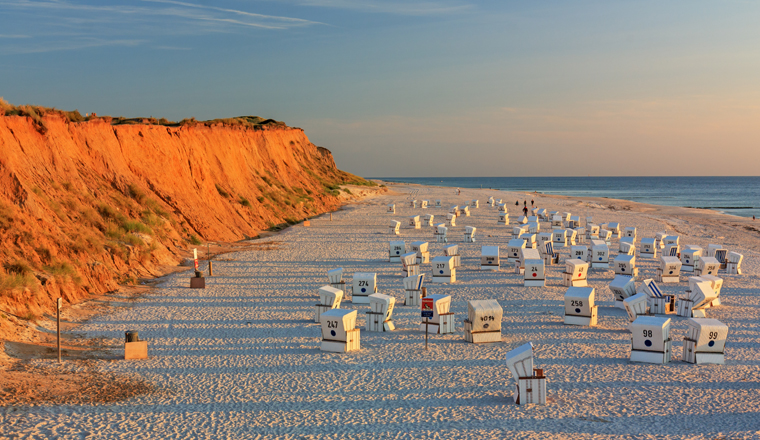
512, 225, 528, 239
498, 212, 510, 225
699, 274, 724, 306
409, 199, 417, 208
507, 239, 525, 264
461, 205, 470, 217
629, 316, 671, 364
401, 252, 420, 277
421, 200, 429, 209
516, 248, 540, 275
419, 294, 454, 334
565, 229, 578, 246
435, 199, 442, 208
403, 274, 425, 306
540, 241, 560, 266
663, 235, 680, 250
623, 227, 637, 242
481, 245, 500, 271
315, 286, 343, 323
727, 252, 743, 275
524, 258, 545, 287
432, 256, 456, 283
446, 213, 457, 227
640, 238, 657, 258
387, 204, 395, 214
443, 244, 461, 268
619, 240, 636, 256
498, 203, 508, 213
585, 216, 594, 226
471, 200, 479, 209
590, 240, 610, 268
464, 299, 503, 343
449, 205, 460, 217
609, 275, 636, 309
351, 272, 377, 304
328, 268, 348, 293
714, 249, 728, 270
614, 254, 638, 278
587, 224, 600, 240
574, 227, 586, 244
520, 233, 537, 250
656, 256, 681, 283
487, 197, 495, 207
676, 280, 717, 318
681, 246, 703, 272
695, 256, 720, 277
424, 213, 434, 227
389, 240, 406, 263
551, 215, 563, 228
320, 309, 360, 353
389, 220, 401, 235
607, 222, 621, 238
655, 231, 668, 249
536, 232, 553, 249
682, 318, 728, 364
528, 222, 541, 234
563, 259, 589, 287
567, 215, 581, 229
564, 286, 597, 326
598, 229, 612, 245
623, 292, 648, 322
506, 342, 546, 405
570, 245, 588, 262
706, 244, 723, 257
552, 229, 567, 248
464, 226, 477, 243
517, 215, 528, 224
366, 293, 396, 332
638, 279, 673, 315
411, 241, 430, 264
408, 215, 421, 229
434, 223, 448, 243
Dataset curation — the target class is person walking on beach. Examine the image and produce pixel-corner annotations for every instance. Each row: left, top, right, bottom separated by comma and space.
531, 199, 534, 207
456, 188, 460, 195
522, 206, 528, 216
515, 201, 519, 206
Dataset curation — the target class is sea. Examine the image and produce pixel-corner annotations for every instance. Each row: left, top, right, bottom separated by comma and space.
375, 176, 760, 219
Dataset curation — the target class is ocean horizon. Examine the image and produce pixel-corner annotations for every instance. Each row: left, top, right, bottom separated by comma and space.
374, 176, 760, 219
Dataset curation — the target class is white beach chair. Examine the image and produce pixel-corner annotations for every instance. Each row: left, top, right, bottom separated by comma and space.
481, 245, 500, 271
328, 268, 347, 293
411, 241, 430, 264
434, 223, 448, 243
320, 309, 360, 353
366, 293, 396, 332
552, 229, 567, 248
431, 256, 456, 283
403, 274, 425, 306
352, 272, 377, 304
590, 240, 610, 268
408, 215, 421, 229
443, 244, 461, 268
682, 318, 728, 364
609, 275, 636, 309
507, 239, 525, 264
570, 245, 588, 262
505, 342, 546, 405
401, 252, 420, 277
464, 299, 503, 343
676, 280, 717, 318
424, 213, 434, 227
695, 256, 720, 277
614, 254, 638, 278
389, 220, 401, 235
387, 204, 395, 214
564, 286, 597, 326
727, 252, 743, 274
524, 258, 545, 287
623, 292, 648, 323
389, 240, 406, 262
629, 316, 672, 364
464, 226, 477, 243
315, 286, 343, 323
563, 259, 589, 287
681, 246, 703, 272
640, 238, 657, 258
419, 294, 454, 334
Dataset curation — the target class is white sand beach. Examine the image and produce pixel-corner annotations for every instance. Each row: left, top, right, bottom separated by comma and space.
2, 183, 760, 439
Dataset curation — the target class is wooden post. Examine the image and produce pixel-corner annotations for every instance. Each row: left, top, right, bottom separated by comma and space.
330, 213, 333, 221
57, 298, 62, 363
425, 317, 428, 351
208, 261, 214, 277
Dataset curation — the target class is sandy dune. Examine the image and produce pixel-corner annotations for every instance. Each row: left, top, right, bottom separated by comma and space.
2, 183, 759, 439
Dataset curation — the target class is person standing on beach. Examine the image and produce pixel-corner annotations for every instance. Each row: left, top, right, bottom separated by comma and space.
522, 206, 528, 216
531, 199, 534, 207
515, 201, 519, 206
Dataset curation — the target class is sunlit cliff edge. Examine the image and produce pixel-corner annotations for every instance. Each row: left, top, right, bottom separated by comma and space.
0, 103, 378, 339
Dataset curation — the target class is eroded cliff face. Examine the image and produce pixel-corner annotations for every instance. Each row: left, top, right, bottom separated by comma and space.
0, 114, 364, 337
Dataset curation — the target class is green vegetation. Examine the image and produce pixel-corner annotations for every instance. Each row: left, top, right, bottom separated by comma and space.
0, 201, 14, 230
189, 234, 202, 245
239, 197, 252, 208
216, 184, 230, 198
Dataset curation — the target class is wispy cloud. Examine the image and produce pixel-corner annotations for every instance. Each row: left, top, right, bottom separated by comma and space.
282, 0, 472, 15
0, 0, 324, 54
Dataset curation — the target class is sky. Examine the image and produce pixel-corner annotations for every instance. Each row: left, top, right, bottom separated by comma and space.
1, 0, 759, 177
